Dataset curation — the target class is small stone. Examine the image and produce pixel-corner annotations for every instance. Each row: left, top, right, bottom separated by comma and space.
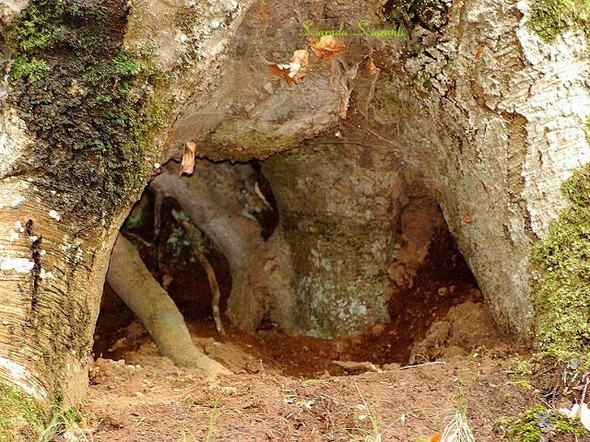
383, 363, 401, 370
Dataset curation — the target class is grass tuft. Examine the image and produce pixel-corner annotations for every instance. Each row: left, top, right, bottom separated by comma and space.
40, 407, 93, 442
0, 382, 45, 442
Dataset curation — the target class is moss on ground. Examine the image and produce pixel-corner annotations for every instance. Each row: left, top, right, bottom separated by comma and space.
528, 0, 590, 43
0, 382, 45, 442
5, 0, 168, 220
531, 164, 590, 356
505, 405, 585, 441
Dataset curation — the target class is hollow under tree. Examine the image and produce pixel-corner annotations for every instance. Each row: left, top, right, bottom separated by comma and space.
1, 0, 590, 440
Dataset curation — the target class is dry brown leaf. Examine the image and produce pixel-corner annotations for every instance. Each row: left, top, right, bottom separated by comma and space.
474, 44, 485, 59
255, 0, 269, 22
310, 35, 345, 59
267, 49, 309, 86
363, 57, 379, 77
291, 49, 309, 68
180, 140, 197, 176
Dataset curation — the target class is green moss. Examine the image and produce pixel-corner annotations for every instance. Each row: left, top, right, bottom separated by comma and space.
528, 0, 590, 44
506, 405, 585, 441
6, 0, 169, 220
531, 163, 590, 356
9, 56, 48, 82
0, 382, 45, 442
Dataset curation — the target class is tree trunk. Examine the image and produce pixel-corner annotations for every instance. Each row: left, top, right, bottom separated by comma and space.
2, 0, 590, 437
0, 1, 256, 435
263, 141, 404, 337
150, 160, 299, 333
0, 180, 124, 438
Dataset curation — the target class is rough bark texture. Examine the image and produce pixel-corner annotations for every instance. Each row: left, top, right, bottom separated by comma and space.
1, 0, 590, 436
107, 236, 230, 375
365, 0, 590, 340
0, 183, 122, 407
263, 141, 404, 336
0, 0, 250, 434
151, 161, 299, 333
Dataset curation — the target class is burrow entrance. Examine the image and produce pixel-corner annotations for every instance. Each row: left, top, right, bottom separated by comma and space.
94, 157, 504, 377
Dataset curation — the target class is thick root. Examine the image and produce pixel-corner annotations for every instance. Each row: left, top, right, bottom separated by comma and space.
151, 161, 299, 333
106, 235, 231, 377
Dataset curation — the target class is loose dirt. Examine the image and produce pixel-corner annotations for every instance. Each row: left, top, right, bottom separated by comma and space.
86, 330, 540, 442
87, 302, 575, 442
85, 196, 583, 441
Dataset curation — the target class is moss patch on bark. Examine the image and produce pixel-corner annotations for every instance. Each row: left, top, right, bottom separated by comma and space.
5, 0, 168, 220
528, 0, 590, 43
531, 164, 590, 356
526, 1, 590, 357
0, 382, 45, 442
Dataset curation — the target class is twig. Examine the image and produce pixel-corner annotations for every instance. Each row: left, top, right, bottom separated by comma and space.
122, 231, 153, 248
332, 360, 383, 373
580, 375, 589, 404
153, 189, 164, 271
171, 210, 226, 335
399, 361, 447, 370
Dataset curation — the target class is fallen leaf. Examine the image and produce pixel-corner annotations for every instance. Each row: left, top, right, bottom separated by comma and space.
429, 433, 442, 442
267, 49, 309, 86
180, 140, 197, 176
363, 57, 379, 77
461, 214, 473, 224
291, 49, 309, 71
310, 35, 345, 59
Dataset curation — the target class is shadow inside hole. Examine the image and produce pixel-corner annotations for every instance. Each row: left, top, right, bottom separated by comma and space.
93, 164, 498, 376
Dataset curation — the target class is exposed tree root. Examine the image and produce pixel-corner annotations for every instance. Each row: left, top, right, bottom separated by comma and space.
171, 209, 226, 335
151, 160, 299, 333
107, 235, 231, 377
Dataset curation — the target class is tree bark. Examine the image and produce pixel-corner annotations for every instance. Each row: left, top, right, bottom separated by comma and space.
0, 180, 123, 438
151, 160, 300, 333
263, 141, 404, 337
2, 0, 590, 437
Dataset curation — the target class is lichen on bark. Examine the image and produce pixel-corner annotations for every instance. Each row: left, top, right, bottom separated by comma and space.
528, 0, 590, 44
5, 0, 168, 221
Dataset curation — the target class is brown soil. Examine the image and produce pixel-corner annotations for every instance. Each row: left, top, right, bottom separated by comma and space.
89, 281, 554, 442
85, 195, 583, 441
86, 349, 521, 442
87, 321, 586, 441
